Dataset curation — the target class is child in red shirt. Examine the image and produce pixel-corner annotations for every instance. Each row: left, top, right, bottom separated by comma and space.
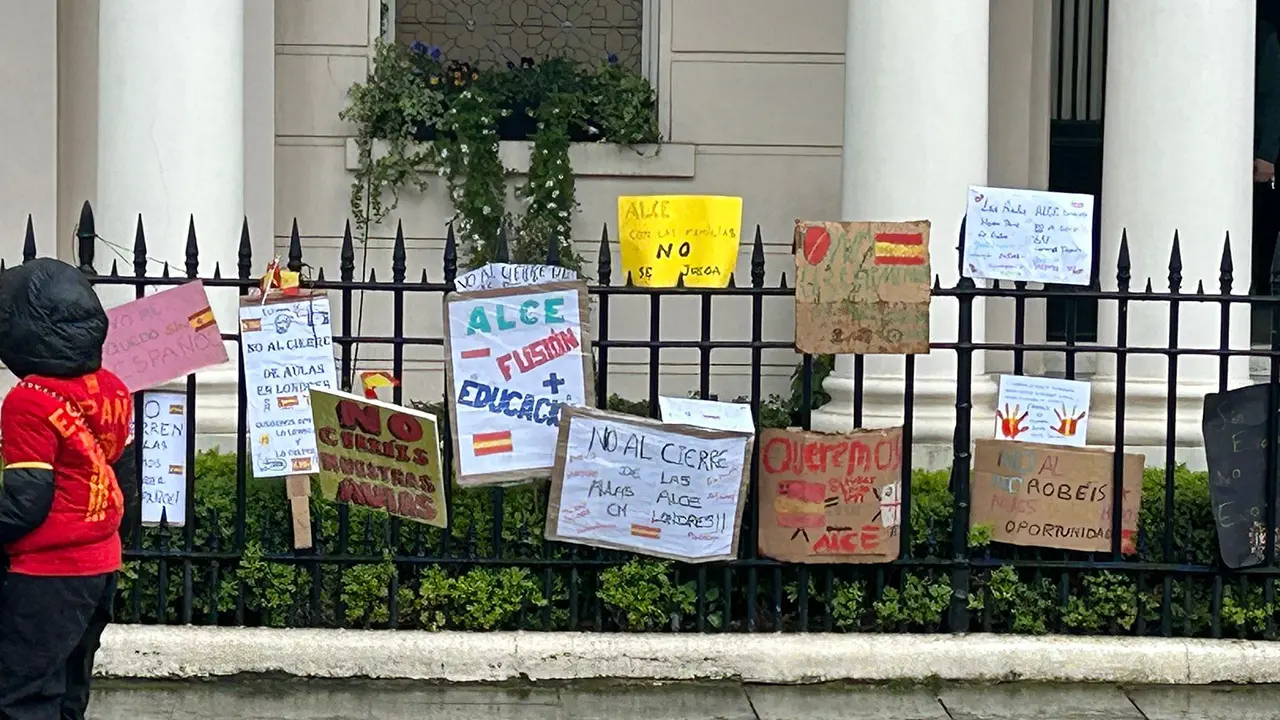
0, 258, 137, 720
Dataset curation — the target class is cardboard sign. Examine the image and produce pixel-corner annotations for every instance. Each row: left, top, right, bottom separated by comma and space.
444, 281, 594, 486
971, 439, 1143, 553
962, 185, 1094, 286
793, 220, 931, 355
657, 396, 756, 434
545, 406, 753, 562
757, 427, 903, 564
102, 281, 229, 391
1202, 384, 1278, 569
311, 387, 447, 528
139, 391, 187, 526
995, 375, 1092, 447
455, 263, 579, 291
617, 195, 742, 288
239, 293, 338, 478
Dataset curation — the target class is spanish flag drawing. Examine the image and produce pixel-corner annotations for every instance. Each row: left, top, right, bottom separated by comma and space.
472, 430, 513, 456
630, 524, 662, 540
872, 232, 927, 266
188, 306, 216, 332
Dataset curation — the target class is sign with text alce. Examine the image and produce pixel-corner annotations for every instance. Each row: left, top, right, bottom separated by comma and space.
757, 427, 904, 564
971, 439, 1143, 554
545, 406, 753, 563
311, 387, 447, 528
618, 195, 742, 288
1202, 383, 1278, 569
794, 220, 931, 355
103, 280, 229, 392
444, 281, 594, 487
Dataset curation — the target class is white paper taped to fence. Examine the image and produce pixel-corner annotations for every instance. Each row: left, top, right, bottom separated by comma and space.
995, 374, 1092, 448
546, 407, 753, 563
444, 281, 593, 486
140, 391, 188, 526
962, 185, 1094, 286
455, 263, 579, 292
658, 396, 756, 434
239, 295, 338, 478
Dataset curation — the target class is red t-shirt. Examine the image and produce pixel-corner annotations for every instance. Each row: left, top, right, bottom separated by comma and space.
2, 369, 132, 576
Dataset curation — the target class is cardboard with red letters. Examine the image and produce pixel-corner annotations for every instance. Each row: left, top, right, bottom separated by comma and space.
757, 426, 903, 564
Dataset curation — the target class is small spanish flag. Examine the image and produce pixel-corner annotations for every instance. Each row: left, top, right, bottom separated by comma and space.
188, 306, 216, 332
359, 371, 400, 399
630, 524, 662, 540
873, 232, 927, 266
260, 258, 301, 296
168, 464, 184, 475
472, 430, 513, 456
277, 395, 299, 409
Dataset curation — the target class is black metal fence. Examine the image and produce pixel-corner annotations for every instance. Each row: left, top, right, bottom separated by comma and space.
16, 202, 1280, 637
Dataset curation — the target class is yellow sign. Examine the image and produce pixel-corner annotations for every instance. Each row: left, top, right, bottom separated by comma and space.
310, 387, 448, 528
617, 195, 743, 288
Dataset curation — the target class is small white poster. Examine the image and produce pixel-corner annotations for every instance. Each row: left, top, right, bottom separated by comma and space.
239, 295, 338, 478
455, 263, 579, 292
658, 396, 756, 434
445, 281, 592, 485
963, 185, 1094, 286
546, 407, 753, 562
140, 391, 188, 526
995, 374, 1092, 447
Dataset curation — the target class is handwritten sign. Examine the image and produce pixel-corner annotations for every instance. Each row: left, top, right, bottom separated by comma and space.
455, 263, 579, 292
962, 186, 1094, 286
546, 406, 752, 562
239, 294, 338, 478
971, 439, 1143, 553
995, 375, 1092, 447
757, 427, 903, 564
794, 220, 931, 355
139, 391, 187, 526
444, 281, 593, 486
102, 281, 229, 391
617, 195, 742, 288
1202, 384, 1278, 569
657, 396, 756, 434
311, 387, 447, 527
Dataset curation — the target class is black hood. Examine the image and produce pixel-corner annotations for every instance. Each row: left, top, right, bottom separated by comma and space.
0, 258, 108, 378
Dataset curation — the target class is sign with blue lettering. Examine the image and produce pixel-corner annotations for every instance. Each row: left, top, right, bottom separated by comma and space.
962, 185, 1094, 286
444, 280, 594, 486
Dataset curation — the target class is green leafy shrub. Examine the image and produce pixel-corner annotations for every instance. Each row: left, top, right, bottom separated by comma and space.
114, 395, 1264, 638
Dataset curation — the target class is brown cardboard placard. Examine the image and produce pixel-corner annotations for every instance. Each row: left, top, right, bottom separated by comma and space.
971, 438, 1144, 553
443, 280, 595, 487
757, 427, 903, 564
794, 220, 931, 355
287, 476, 313, 550
545, 406, 754, 563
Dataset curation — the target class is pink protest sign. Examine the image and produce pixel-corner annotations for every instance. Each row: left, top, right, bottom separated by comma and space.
103, 281, 229, 391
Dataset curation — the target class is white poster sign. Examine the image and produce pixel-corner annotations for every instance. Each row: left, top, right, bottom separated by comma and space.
995, 374, 1092, 447
140, 391, 188, 526
658, 396, 756, 434
546, 407, 753, 562
239, 295, 338, 478
455, 263, 579, 292
444, 281, 593, 486
962, 185, 1094, 286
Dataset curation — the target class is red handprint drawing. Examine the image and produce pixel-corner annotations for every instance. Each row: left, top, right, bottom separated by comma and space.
996, 404, 1030, 439
1051, 405, 1086, 437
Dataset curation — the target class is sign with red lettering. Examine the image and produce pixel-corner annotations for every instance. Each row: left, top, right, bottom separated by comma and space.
310, 387, 447, 528
970, 439, 1143, 553
757, 427, 903, 564
103, 281, 229, 391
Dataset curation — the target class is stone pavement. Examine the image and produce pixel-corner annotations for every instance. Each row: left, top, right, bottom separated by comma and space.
87, 679, 1280, 720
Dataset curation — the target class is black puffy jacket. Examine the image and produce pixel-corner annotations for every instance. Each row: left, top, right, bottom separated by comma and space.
0, 258, 109, 378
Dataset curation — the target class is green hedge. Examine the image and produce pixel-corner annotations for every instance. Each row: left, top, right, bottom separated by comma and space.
115, 392, 1264, 637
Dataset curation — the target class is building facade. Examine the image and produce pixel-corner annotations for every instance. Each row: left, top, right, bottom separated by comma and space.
0, 0, 1257, 467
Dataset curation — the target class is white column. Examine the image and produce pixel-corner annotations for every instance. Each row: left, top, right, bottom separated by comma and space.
1092, 1, 1254, 459
812, 0, 993, 451
97, 0, 245, 434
